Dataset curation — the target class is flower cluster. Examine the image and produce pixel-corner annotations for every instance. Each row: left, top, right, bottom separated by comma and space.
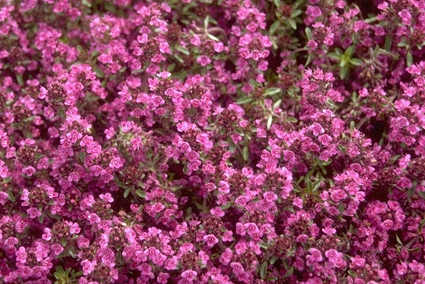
1, 0, 425, 283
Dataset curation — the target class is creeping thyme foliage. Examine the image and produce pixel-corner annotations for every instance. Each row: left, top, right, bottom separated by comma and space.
1, 0, 425, 283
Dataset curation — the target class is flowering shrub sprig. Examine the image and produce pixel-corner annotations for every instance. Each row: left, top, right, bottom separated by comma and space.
1, 0, 425, 283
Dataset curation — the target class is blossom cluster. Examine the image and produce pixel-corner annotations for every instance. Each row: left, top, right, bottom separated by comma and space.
1, 0, 425, 283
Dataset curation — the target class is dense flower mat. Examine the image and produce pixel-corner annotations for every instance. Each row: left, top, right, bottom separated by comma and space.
1, 0, 425, 283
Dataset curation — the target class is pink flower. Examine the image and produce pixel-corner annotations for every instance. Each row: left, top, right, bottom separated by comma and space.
222, 230, 233, 242
396, 262, 408, 275
104, 127, 115, 139
219, 248, 233, 265
197, 55, 211, 66
22, 166, 36, 177
210, 207, 225, 217
308, 248, 323, 262
325, 249, 343, 266
27, 207, 42, 219
191, 35, 201, 46
244, 223, 259, 237
99, 193, 114, 203
51, 244, 64, 256
16, 247, 27, 264
164, 256, 178, 270
230, 262, 245, 276
87, 213, 101, 224
42, 228, 52, 241
140, 263, 152, 275
397, 177, 412, 189
350, 255, 365, 268
0, 164, 8, 178
203, 234, 219, 247
322, 227, 336, 236
263, 191, 277, 202
109, 157, 124, 169
69, 223, 81, 234
196, 133, 213, 150
398, 9, 412, 25
157, 272, 170, 284
98, 53, 112, 64
81, 259, 97, 275
152, 203, 165, 213
293, 197, 303, 209
381, 219, 394, 230
330, 189, 347, 202
181, 269, 197, 281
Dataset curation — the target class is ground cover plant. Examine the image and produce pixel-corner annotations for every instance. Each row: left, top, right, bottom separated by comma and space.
1, 0, 425, 283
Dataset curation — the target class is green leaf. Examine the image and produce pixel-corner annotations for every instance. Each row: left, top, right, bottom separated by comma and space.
250, 79, 262, 88
283, 266, 294, 278
340, 57, 348, 68
306, 179, 313, 192
345, 45, 355, 57
194, 201, 204, 210
274, 0, 281, 7
93, 65, 104, 78
54, 272, 61, 280
385, 36, 392, 52
228, 137, 236, 153
267, 276, 278, 282
55, 266, 65, 274
264, 87, 281, 96
287, 18, 297, 30
267, 116, 273, 130
317, 160, 327, 175
72, 270, 83, 277
236, 96, 254, 104
242, 145, 249, 161
78, 151, 86, 163
287, 117, 298, 123
91, 50, 100, 60
123, 187, 131, 198
305, 27, 312, 40
406, 51, 413, 67
176, 46, 190, 55
335, 48, 344, 56
340, 65, 349, 79
327, 52, 341, 61
221, 202, 232, 210
260, 261, 268, 279
291, 9, 302, 18
82, 0, 92, 7
418, 190, 425, 199
77, 45, 84, 54
313, 181, 322, 191
204, 15, 209, 30
207, 33, 220, 41
405, 236, 419, 249
349, 58, 363, 66
131, 69, 144, 74
68, 248, 77, 258
273, 99, 282, 110
270, 257, 278, 265
397, 40, 408, 48
16, 74, 24, 86
270, 21, 280, 35
396, 234, 403, 245
135, 190, 146, 198
2, 177, 11, 183
38, 213, 45, 224
7, 190, 15, 202
305, 52, 313, 66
